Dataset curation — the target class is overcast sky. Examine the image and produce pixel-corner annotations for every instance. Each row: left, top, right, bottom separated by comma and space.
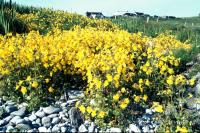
11, 0, 200, 17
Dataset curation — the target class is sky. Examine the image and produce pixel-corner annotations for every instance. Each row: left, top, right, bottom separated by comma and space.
11, 0, 200, 17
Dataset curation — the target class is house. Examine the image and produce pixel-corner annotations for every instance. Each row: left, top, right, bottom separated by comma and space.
123, 12, 137, 17
86, 12, 105, 19
135, 12, 144, 17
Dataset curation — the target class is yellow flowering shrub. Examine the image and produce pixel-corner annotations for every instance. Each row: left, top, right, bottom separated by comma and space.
16, 9, 119, 34
0, 26, 193, 125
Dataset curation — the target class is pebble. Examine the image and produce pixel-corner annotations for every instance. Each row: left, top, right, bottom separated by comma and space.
36, 118, 41, 126
16, 123, 32, 131
43, 106, 61, 115
79, 124, 88, 132
129, 124, 141, 133
108, 127, 122, 132
29, 114, 37, 121
4, 115, 13, 123
6, 125, 14, 132
5, 105, 18, 114
142, 126, 150, 132
68, 90, 84, 99
35, 110, 46, 118
42, 117, 51, 126
88, 122, 95, 132
10, 116, 21, 125
11, 107, 26, 117
61, 127, 68, 132
48, 113, 58, 118
52, 117, 60, 125
0, 120, 6, 126
38, 126, 48, 132
16, 119, 27, 125
52, 125, 61, 132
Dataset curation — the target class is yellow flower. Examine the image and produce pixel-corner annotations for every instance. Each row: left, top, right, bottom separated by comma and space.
26, 76, 31, 81
113, 93, 120, 101
145, 79, 150, 86
21, 86, 27, 95
48, 87, 54, 93
106, 74, 112, 82
18, 80, 24, 86
134, 95, 140, 103
104, 80, 109, 87
124, 98, 130, 104
79, 105, 86, 114
16, 85, 20, 90
121, 87, 126, 93
91, 110, 97, 117
143, 94, 148, 102
152, 102, 164, 113
45, 78, 50, 83
86, 106, 93, 114
175, 126, 188, 133
166, 76, 174, 85
189, 78, 195, 86
31, 81, 39, 88
119, 102, 127, 109
98, 111, 106, 118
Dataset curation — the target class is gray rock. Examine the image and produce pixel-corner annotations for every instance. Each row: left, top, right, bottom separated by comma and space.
38, 127, 48, 132
24, 117, 29, 121
6, 125, 14, 132
68, 107, 82, 127
186, 61, 194, 67
79, 124, 88, 132
29, 114, 37, 121
66, 99, 78, 106
36, 118, 41, 125
10, 116, 21, 125
61, 127, 68, 132
43, 106, 61, 115
107, 128, 122, 132
16, 119, 27, 125
42, 117, 51, 126
71, 128, 77, 133
129, 124, 141, 133
52, 117, 60, 125
52, 125, 61, 132
5, 105, 18, 114
68, 90, 84, 99
48, 114, 58, 119
88, 122, 95, 132
18, 102, 28, 108
4, 115, 13, 123
16, 123, 31, 131
35, 110, 46, 118
0, 120, 6, 126
47, 127, 52, 132
5, 101, 15, 106
0, 127, 6, 132
11, 107, 26, 117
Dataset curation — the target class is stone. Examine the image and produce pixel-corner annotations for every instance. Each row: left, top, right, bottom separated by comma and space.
38, 127, 48, 132
35, 110, 46, 118
16, 119, 27, 125
16, 123, 31, 131
4, 115, 13, 123
36, 118, 41, 125
52, 117, 60, 125
48, 114, 58, 119
43, 106, 61, 115
0, 127, 6, 132
107, 128, 122, 132
42, 117, 51, 126
142, 126, 150, 132
129, 124, 141, 133
145, 109, 153, 115
68, 107, 82, 127
29, 114, 37, 121
0, 120, 6, 126
66, 99, 78, 106
79, 124, 88, 132
52, 125, 61, 132
6, 125, 14, 132
88, 122, 95, 132
68, 90, 84, 99
5, 101, 15, 106
5, 105, 18, 114
18, 102, 28, 108
195, 83, 200, 96
10, 116, 21, 125
61, 127, 68, 132
187, 98, 200, 110
71, 128, 77, 133
11, 107, 26, 117
186, 61, 194, 67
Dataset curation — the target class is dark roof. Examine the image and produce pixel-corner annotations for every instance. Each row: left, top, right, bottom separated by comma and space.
86, 12, 103, 15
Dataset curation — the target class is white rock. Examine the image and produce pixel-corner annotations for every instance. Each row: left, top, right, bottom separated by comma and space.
79, 124, 88, 132
129, 124, 141, 133
61, 127, 68, 132
142, 126, 150, 132
88, 122, 95, 132
29, 114, 37, 121
38, 127, 48, 132
52, 117, 60, 125
108, 127, 122, 132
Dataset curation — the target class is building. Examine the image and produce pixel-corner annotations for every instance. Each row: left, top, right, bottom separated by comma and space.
86, 12, 104, 19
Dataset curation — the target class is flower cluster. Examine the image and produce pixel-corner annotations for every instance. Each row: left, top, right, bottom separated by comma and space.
0, 26, 193, 126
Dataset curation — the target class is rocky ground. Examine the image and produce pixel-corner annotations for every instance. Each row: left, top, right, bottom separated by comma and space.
0, 90, 160, 133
